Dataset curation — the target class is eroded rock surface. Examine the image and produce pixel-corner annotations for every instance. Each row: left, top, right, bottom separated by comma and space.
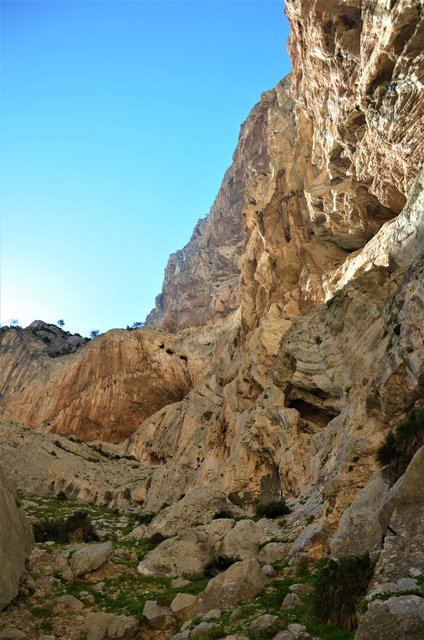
0, 322, 220, 442
0, 469, 33, 610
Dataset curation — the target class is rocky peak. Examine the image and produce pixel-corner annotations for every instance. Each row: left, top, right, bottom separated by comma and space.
145, 85, 285, 331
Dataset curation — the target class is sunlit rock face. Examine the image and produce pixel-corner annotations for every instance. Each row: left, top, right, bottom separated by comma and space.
0, 0, 423, 556
145, 87, 277, 330
0, 321, 221, 442
286, 0, 423, 229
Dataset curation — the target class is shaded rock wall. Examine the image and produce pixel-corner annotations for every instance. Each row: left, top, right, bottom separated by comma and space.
0, 467, 33, 610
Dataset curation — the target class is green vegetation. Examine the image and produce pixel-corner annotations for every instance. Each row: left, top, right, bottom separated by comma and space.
212, 509, 234, 520
255, 500, 291, 519
311, 554, 375, 631
19, 493, 362, 640
31, 606, 53, 633
33, 510, 98, 543
55, 571, 208, 623
376, 408, 424, 481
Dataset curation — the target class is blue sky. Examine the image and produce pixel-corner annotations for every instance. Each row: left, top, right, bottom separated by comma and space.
0, 0, 291, 337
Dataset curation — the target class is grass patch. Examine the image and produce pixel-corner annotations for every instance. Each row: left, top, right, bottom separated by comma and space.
56, 570, 208, 623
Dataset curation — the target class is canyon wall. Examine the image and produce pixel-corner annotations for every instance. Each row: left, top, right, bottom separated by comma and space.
0, 0, 422, 543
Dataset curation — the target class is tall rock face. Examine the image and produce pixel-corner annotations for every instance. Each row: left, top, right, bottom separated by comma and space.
287, 0, 423, 219
0, 468, 33, 610
145, 88, 282, 330
0, 321, 221, 442
0, 0, 422, 564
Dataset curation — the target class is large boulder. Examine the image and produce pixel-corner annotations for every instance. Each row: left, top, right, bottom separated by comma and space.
70, 541, 112, 577
0, 469, 33, 610
258, 542, 291, 565
220, 520, 262, 559
142, 600, 175, 629
192, 559, 267, 616
84, 612, 139, 640
138, 530, 214, 577
355, 595, 424, 640
170, 592, 197, 620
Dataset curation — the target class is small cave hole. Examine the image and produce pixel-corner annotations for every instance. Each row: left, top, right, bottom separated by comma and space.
288, 399, 336, 429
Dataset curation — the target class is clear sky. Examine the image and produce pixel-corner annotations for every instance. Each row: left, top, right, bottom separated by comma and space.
0, 0, 291, 337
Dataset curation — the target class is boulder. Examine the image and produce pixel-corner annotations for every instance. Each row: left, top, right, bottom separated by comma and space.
84, 612, 139, 640
273, 624, 310, 639
262, 564, 277, 577
171, 578, 191, 589
355, 595, 424, 640
0, 632, 28, 640
191, 622, 215, 638
250, 614, 278, 631
169, 632, 190, 640
288, 523, 328, 558
220, 520, 261, 559
70, 541, 113, 577
258, 542, 290, 565
282, 593, 302, 609
193, 559, 267, 616
142, 600, 175, 629
53, 594, 84, 613
0, 469, 33, 610
138, 530, 214, 577
202, 609, 221, 620
170, 592, 197, 620
330, 473, 389, 558
289, 583, 313, 596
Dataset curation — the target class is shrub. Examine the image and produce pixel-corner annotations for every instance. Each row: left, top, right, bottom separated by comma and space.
204, 554, 240, 578
312, 553, 375, 630
376, 408, 424, 481
134, 512, 157, 525
212, 509, 233, 520
145, 532, 167, 550
255, 500, 291, 519
33, 510, 98, 544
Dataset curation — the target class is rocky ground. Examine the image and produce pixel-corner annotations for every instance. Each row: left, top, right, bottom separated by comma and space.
0, 494, 353, 640
1, 478, 424, 640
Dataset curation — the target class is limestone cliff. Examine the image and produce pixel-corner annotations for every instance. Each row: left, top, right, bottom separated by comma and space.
0, 0, 422, 610
0, 321, 221, 442
145, 86, 279, 330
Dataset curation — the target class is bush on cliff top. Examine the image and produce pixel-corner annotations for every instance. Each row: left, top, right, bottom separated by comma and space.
376, 408, 424, 481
